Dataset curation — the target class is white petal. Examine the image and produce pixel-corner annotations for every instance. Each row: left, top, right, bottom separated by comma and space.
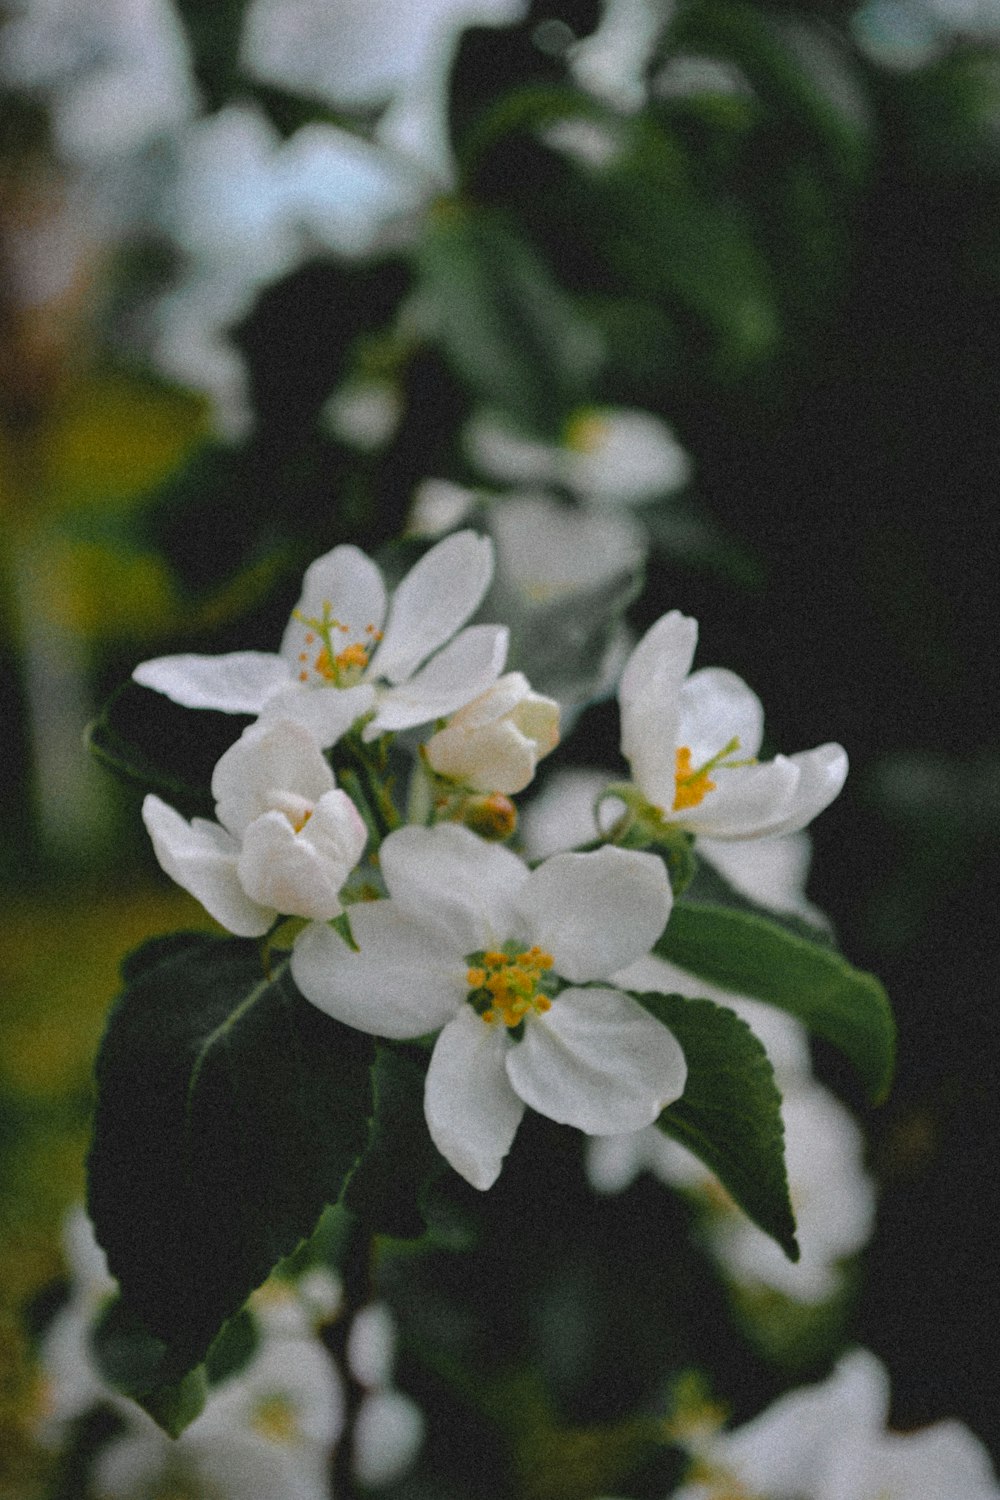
871, 1420, 1000, 1500
291, 905, 465, 1038
619, 611, 698, 807
506, 987, 686, 1133
370, 531, 494, 684
353, 1389, 425, 1489
212, 718, 335, 837
257, 681, 376, 747
427, 717, 538, 794
697, 832, 814, 916
366, 624, 508, 735
677, 666, 765, 762
674, 757, 801, 838
141, 796, 273, 936
236, 790, 366, 921
379, 824, 527, 954
424, 1008, 525, 1190
749, 743, 849, 839
132, 650, 290, 713
518, 846, 671, 982
279, 544, 387, 670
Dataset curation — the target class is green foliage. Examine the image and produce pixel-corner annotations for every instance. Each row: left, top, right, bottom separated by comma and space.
657, 903, 895, 1101
87, 682, 248, 817
418, 203, 600, 435
638, 991, 797, 1258
87, 933, 374, 1403
343, 1043, 448, 1239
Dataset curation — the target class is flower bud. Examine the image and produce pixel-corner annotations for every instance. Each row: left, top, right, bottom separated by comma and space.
424, 672, 560, 795
461, 793, 518, 842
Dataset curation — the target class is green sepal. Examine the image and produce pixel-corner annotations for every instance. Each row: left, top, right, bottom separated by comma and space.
656, 903, 895, 1102
598, 785, 697, 894
87, 933, 374, 1373
637, 991, 798, 1260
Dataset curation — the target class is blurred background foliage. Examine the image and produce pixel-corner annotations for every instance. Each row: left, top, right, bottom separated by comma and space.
2, 0, 999, 1494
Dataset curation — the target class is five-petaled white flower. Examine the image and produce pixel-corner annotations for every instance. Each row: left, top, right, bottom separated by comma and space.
424, 671, 560, 794
619, 610, 848, 839
292, 823, 685, 1189
142, 718, 367, 936
133, 531, 507, 749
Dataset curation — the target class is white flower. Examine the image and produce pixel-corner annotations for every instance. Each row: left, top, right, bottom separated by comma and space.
674, 1348, 1000, 1500
94, 1333, 341, 1500
133, 531, 507, 747
466, 405, 691, 506
35, 1208, 117, 1446
292, 823, 684, 1189
424, 671, 560, 794
142, 718, 367, 937
619, 610, 848, 839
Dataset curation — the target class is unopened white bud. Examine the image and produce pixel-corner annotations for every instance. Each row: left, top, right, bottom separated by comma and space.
425, 672, 560, 795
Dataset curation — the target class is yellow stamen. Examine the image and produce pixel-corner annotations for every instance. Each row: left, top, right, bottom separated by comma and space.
564, 408, 608, 453
673, 746, 717, 811
468, 945, 556, 1029
335, 642, 369, 671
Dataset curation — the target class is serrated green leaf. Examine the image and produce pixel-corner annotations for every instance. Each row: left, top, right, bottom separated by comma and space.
87, 681, 249, 816
657, 903, 895, 1102
638, 991, 797, 1258
87, 933, 374, 1372
418, 205, 600, 436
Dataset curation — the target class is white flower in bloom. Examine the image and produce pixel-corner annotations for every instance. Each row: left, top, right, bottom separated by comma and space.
94, 1333, 341, 1500
619, 610, 848, 839
424, 672, 560, 794
142, 718, 367, 937
133, 531, 506, 748
568, 0, 674, 111
293, 823, 684, 1189
466, 406, 691, 507
674, 1348, 1000, 1500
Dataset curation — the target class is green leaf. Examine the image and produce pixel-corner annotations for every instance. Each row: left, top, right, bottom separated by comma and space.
638, 991, 797, 1258
87, 681, 250, 816
90, 1297, 208, 1438
418, 204, 600, 436
87, 933, 374, 1376
657, 903, 895, 1102
344, 1044, 449, 1240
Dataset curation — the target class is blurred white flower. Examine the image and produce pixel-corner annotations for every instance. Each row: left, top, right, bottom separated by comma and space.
466, 405, 691, 507
94, 1332, 341, 1500
35, 1208, 117, 1446
142, 717, 368, 936
347, 1303, 425, 1488
134, 531, 506, 746
425, 671, 560, 794
619, 610, 848, 840
674, 1348, 1000, 1500
591, 1076, 874, 1304
293, 823, 682, 1189
0, 0, 195, 163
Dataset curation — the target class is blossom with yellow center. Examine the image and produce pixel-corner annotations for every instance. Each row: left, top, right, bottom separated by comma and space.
133, 530, 508, 749
619, 610, 848, 840
293, 823, 686, 1190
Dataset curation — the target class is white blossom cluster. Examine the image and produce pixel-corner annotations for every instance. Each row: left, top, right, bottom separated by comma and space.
134, 529, 846, 1193
35, 1207, 423, 1499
